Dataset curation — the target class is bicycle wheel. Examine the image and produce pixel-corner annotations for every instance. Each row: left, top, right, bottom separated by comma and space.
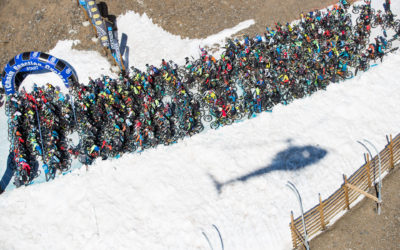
163, 139, 171, 146
46, 167, 56, 181
363, 63, 370, 72
322, 79, 330, 89
193, 93, 202, 101
195, 123, 204, 133
394, 20, 400, 30
203, 102, 210, 110
346, 71, 354, 79
371, 20, 378, 28
179, 131, 186, 139
225, 119, 233, 126
203, 114, 212, 122
247, 111, 255, 120
210, 121, 219, 129
14, 177, 22, 188
235, 112, 244, 120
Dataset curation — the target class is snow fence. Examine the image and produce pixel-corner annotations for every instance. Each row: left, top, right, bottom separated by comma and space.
289, 134, 400, 249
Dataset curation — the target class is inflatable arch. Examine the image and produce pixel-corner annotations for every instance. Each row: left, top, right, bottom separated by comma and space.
1, 52, 78, 95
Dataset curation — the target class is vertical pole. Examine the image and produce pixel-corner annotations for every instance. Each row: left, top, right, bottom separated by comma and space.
365, 154, 372, 188
70, 95, 77, 126
120, 54, 126, 71
202, 231, 214, 250
290, 211, 298, 249
78, 1, 90, 22
91, 23, 98, 38
363, 139, 382, 215
318, 193, 326, 230
358, 140, 375, 183
35, 106, 46, 165
388, 135, 394, 170
343, 175, 350, 210
287, 181, 310, 250
212, 224, 224, 250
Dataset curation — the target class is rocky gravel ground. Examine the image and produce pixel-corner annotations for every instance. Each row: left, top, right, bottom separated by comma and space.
0, 0, 338, 69
1, 1, 398, 248
310, 166, 400, 250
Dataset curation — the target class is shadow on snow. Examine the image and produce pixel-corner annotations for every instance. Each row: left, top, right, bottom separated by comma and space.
209, 141, 327, 194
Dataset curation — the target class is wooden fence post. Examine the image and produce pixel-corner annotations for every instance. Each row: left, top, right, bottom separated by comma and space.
317, 193, 326, 230
389, 134, 394, 170
343, 175, 350, 210
290, 211, 298, 249
365, 154, 372, 188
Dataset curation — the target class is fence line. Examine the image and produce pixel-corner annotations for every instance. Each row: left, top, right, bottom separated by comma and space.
289, 134, 400, 249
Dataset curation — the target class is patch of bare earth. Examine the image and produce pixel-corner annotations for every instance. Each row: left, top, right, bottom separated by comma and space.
0, 0, 339, 70
310, 166, 400, 250
1, 1, 398, 248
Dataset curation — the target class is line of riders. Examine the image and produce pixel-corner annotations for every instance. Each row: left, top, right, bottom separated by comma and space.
4, 0, 400, 187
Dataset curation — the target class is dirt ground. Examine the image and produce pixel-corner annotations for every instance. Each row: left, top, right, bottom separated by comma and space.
310, 166, 400, 250
0, 0, 398, 249
0, 0, 339, 69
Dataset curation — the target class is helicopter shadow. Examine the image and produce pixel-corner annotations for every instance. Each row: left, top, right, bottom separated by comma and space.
209, 141, 327, 194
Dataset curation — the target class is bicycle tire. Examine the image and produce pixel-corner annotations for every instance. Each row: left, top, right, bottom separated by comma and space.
178, 131, 186, 139
193, 93, 202, 101
210, 121, 219, 129
225, 119, 233, 126
363, 63, 370, 72
203, 114, 212, 122
371, 20, 377, 28
346, 71, 354, 79
195, 123, 204, 132
45, 173, 50, 182
46, 167, 56, 182
394, 20, 400, 30
235, 112, 244, 120
247, 111, 255, 120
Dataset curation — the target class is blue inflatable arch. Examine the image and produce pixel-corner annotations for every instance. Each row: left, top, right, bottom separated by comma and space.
1, 52, 78, 95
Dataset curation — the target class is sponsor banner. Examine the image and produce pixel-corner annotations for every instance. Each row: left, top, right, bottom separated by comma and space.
105, 21, 125, 71
83, 0, 110, 48
78, 0, 124, 71
1, 52, 78, 95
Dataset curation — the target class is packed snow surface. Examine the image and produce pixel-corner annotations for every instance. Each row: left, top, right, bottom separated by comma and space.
1, 1, 400, 249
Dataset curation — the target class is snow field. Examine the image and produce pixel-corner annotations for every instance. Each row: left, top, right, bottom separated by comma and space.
1, 0, 400, 249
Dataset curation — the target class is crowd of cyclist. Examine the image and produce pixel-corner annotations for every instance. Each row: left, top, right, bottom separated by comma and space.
7, 84, 74, 186
4, 0, 400, 187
